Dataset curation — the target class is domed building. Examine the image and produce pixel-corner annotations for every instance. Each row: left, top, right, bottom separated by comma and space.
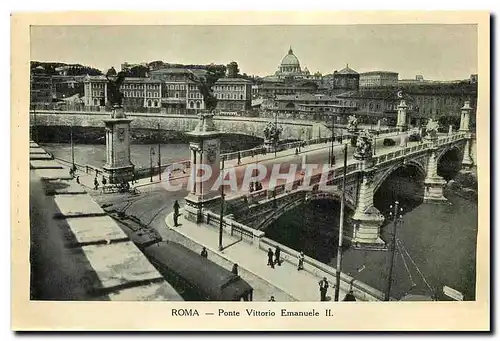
278, 46, 302, 75
275, 46, 312, 79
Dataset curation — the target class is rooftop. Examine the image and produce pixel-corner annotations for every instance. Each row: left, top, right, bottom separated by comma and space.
335, 65, 359, 75
276, 93, 337, 101
215, 77, 253, 84
360, 71, 399, 76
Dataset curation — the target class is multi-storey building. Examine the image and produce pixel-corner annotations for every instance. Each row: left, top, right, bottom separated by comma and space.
359, 71, 399, 88
51, 75, 85, 100
252, 80, 319, 98
150, 68, 207, 114
261, 93, 357, 121
336, 89, 417, 126
83, 68, 209, 114
213, 77, 252, 114
331, 65, 360, 95
30, 68, 53, 105
83, 75, 162, 110
336, 81, 477, 127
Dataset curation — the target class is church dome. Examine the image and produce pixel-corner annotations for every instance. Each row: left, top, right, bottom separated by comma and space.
281, 47, 300, 67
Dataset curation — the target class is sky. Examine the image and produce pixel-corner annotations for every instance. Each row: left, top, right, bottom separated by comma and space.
30, 24, 478, 80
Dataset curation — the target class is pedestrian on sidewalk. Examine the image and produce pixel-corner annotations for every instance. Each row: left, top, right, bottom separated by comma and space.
231, 263, 239, 276
319, 277, 329, 301
102, 176, 107, 186
173, 200, 180, 227
200, 247, 208, 258
249, 182, 254, 193
76, 176, 80, 184
268, 296, 276, 302
297, 251, 305, 271
267, 248, 275, 268
274, 246, 281, 266
295, 147, 298, 155
237, 152, 241, 165
93, 177, 99, 190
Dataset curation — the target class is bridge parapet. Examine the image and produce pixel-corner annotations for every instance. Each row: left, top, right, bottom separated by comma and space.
200, 208, 384, 301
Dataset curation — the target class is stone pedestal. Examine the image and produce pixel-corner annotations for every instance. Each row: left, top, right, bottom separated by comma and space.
423, 150, 448, 204
396, 100, 408, 132
102, 106, 135, 184
459, 101, 472, 133
461, 138, 474, 170
184, 112, 222, 223
264, 139, 277, 153
351, 173, 385, 248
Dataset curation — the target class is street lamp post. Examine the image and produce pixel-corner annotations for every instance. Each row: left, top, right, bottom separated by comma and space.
70, 124, 75, 170
218, 157, 225, 251
274, 110, 278, 158
149, 147, 155, 182
157, 123, 162, 181
385, 201, 404, 301
330, 114, 335, 167
334, 143, 348, 302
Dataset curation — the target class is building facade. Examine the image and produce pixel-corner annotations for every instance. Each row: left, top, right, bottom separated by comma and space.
213, 77, 252, 114
336, 81, 477, 127
30, 72, 53, 105
331, 65, 360, 94
359, 71, 399, 88
253, 80, 319, 99
336, 89, 417, 126
261, 93, 356, 121
150, 68, 206, 114
83, 75, 163, 111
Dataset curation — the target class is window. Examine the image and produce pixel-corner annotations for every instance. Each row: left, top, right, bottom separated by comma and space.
175, 93, 179, 98
153, 100, 158, 107
221, 94, 224, 99
190, 101, 194, 108
148, 92, 152, 97
180, 85, 184, 90
147, 99, 152, 107
136, 91, 140, 97
196, 101, 201, 109
240, 94, 243, 100
175, 84, 179, 90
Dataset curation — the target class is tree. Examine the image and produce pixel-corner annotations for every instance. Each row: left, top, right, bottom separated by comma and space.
227, 61, 239, 78
186, 64, 225, 113
106, 67, 117, 77
126, 65, 149, 78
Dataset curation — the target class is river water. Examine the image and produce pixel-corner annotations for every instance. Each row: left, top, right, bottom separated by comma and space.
41, 143, 192, 169
265, 180, 478, 301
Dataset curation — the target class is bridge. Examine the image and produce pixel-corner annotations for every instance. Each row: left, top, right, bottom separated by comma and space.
184, 100, 475, 249
222, 130, 471, 248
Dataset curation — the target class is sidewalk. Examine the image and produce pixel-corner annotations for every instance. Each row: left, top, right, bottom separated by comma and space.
164, 211, 348, 302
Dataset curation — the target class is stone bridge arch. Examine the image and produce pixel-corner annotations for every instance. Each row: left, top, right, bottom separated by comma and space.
436, 142, 465, 164
435, 143, 464, 181
258, 190, 356, 230
373, 159, 427, 194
